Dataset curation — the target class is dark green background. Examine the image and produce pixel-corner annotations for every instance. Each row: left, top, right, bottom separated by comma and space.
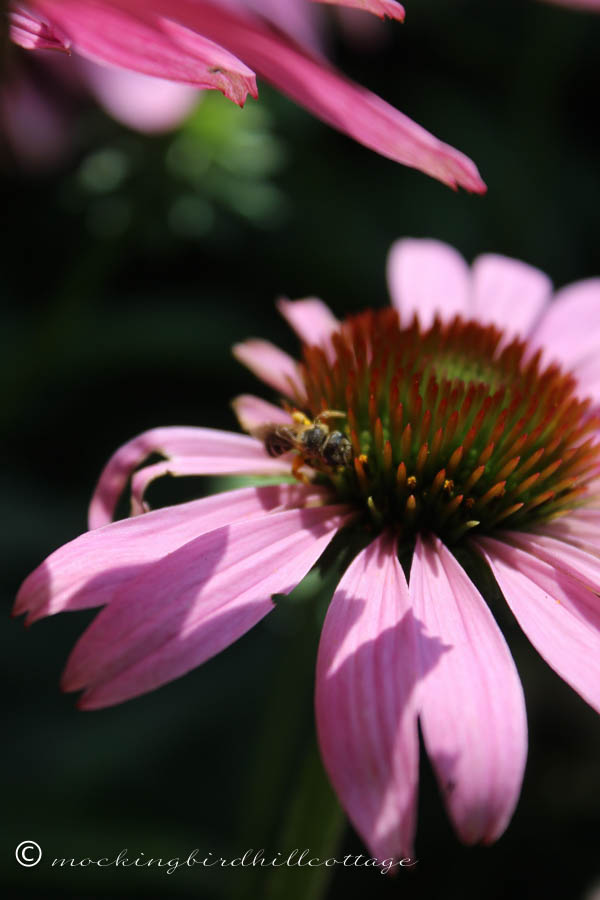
2, 0, 600, 897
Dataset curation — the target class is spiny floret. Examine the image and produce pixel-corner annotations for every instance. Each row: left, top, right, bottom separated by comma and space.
289, 309, 600, 542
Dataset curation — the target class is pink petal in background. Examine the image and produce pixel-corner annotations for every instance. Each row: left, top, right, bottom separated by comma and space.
386, 238, 470, 327
232, 339, 305, 397
277, 297, 339, 348
78, 58, 198, 132
470, 254, 551, 341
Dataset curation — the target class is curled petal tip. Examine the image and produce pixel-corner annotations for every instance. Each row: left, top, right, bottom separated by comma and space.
314, 0, 405, 22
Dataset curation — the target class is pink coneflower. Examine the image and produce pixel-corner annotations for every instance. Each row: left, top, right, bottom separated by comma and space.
7, 0, 486, 192
15, 238, 600, 857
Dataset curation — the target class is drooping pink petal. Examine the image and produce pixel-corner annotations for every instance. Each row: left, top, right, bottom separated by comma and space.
470, 254, 552, 342
315, 533, 420, 859
231, 394, 293, 434
88, 427, 289, 529
497, 529, 600, 596
16, 483, 326, 624
31, 0, 258, 105
232, 339, 305, 397
24, 0, 484, 187
220, 24, 486, 191
530, 278, 600, 371
64, 503, 353, 708
276, 297, 339, 349
10, 6, 71, 52
312, 0, 405, 21
386, 238, 470, 328
475, 536, 600, 714
114, 0, 485, 191
410, 534, 528, 845
79, 58, 198, 132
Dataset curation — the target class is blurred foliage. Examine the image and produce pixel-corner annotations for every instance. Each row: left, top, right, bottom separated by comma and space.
2, 0, 600, 898
67, 91, 289, 243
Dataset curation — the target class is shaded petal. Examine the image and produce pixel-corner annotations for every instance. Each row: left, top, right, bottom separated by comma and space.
410, 534, 527, 845
79, 58, 198, 133
475, 536, 600, 714
277, 297, 339, 349
313, 0, 405, 21
31, 0, 257, 105
231, 394, 292, 434
232, 339, 304, 397
64, 503, 353, 708
530, 278, 600, 370
16, 484, 324, 623
315, 534, 420, 859
470, 254, 552, 341
88, 426, 277, 529
386, 238, 470, 328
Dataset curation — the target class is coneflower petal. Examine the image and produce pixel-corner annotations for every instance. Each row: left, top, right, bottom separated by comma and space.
316, 533, 420, 859
233, 339, 305, 397
531, 278, 600, 372
470, 254, 551, 342
476, 536, 600, 715
277, 297, 339, 349
16, 484, 326, 623
88, 427, 291, 529
410, 534, 528, 845
65, 503, 352, 708
386, 238, 470, 328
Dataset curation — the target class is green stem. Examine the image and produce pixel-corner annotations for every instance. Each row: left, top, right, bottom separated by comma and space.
232, 534, 365, 900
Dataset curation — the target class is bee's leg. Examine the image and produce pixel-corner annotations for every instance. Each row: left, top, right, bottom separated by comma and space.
315, 410, 346, 425
291, 453, 310, 484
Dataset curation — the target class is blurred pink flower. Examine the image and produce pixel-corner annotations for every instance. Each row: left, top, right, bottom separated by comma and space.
542, 0, 600, 9
16, 239, 600, 856
0, 50, 199, 169
8, 0, 486, 191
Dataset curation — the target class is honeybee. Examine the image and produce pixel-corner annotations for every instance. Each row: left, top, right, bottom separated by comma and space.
259, 410, 353, 473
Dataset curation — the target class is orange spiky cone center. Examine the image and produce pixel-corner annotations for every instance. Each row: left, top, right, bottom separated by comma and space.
286, 309, 600, 543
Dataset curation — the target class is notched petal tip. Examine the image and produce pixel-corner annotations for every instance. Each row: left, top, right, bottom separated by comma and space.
10, 8, 72, 53
209, 68, 258, 106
